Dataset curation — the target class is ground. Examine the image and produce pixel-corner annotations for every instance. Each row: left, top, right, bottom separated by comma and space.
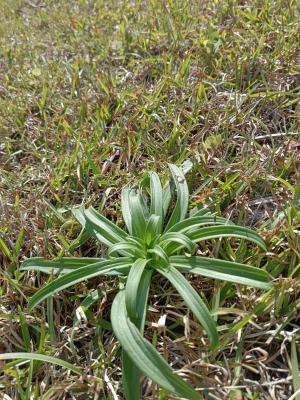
0, 0, 299, 399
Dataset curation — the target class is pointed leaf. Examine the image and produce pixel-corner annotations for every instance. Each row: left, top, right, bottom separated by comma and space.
187, 225, 267, 252
122, 187, 133, 235
149, 172, 163, 231
147, 245, 169, 267
189, 206, 214, 218
108, 242, 145, 258
111, 291, 200, 400
171, 256, 272, 289
167, 216, 232, 234
160, 232, 195, 255
125, 259, 149, 322
164, 164, 189, 231
28, 258, 132, 310
156, 265, 218, 349
21, 257, 103, 275
122, 268, 153, 400
145, 215, 161, 245
0, 353, 81, 375
84, 207, 127, 244
129, 190, 148, 238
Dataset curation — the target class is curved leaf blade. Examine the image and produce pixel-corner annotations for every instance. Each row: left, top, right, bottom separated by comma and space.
125, 259, 149, 322
160, 232, 195, 255
156, 265, 218, 349
187, 226, 267, 252
122, 268, 153, 400
108, 242, 145, 258
21, 257, 103, 275
84, 207, 127, 245
147, 245, 169, 267
164, 164, 189, 232
149, 171, 163, 231
111, 291, 200, 400
129, 190, 148, 238
167, 216, 232, 234
145, 214, 161, 245
0, 353, 81, 375
171, 256, 272, 289
122, 187, 133, 235
28, 258, 132, 310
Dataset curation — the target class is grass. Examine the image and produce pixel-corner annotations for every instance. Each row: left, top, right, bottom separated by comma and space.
0, 0, 299, 398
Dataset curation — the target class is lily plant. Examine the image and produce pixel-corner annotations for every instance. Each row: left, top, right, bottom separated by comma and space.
22, 164, 272, 399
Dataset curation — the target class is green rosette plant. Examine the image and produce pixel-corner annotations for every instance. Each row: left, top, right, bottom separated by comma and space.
21, 164, 272, 399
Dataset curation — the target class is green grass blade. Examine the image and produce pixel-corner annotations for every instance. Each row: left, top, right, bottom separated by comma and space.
0, 353, 81, 375
71, 207, 86, 228
187, 225, 267, 252
129, 190, 148, 238
47, 297, 56, 341
122, 350, 141, 400
170, 256, 272, 289
28, 258, 132, 310
162, 160, 192, 218
167, 216, 232, 234
160, 232, 195, 255
164, 164, 189, 231
125, 259, 149, 322
84, 207, 127, 243
135, 269, 153, 333
145, 214, 161, 245
147, 245, 169, 267
111, 291, 200, 400
162, 180, 173, 218
21, 257, 103, 275
73, 206, 128, 247
189, 207, 214, 218
122, 268, 153, 400
121, 187, 133, 235
291, 337, 300, 400
156, 265, 218, 349
149, 171, 163, 230
108, 242, 145, 258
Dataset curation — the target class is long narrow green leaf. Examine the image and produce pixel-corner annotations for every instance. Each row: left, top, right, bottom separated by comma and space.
122, 268, 153, 400
129, 190, 148, 238
156, 265, 218, 349
21, 257, 103, 275
291, 337, 300, 400
121, 187, 133, 234
145, 215, 161, 245
162, 160, 193, 218
189, 207, 214, 218
111, 291, 200, 400
147, 245, 169, 267
28, 258, 132, 310
125, 259, 149, 322
122, 350, 140, 400
149, 172, 163, 231
135, 269, 153, 333
72, 207, 86, 227
167, 216, 232, 234
160, 232, 195, 255
0, 353, 81, 375
162, 180, 173, 218
164, 164, 189, 231
84, 207, 127, 244
73, 207, 112, 246
108, 242, 145, 258
187, 226, 267, 252
170, 256, 272, 289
